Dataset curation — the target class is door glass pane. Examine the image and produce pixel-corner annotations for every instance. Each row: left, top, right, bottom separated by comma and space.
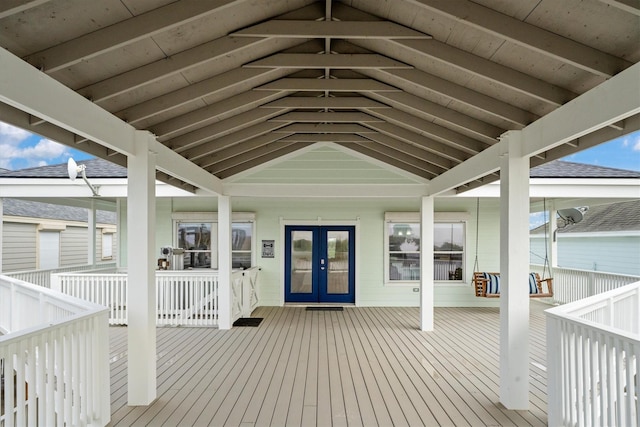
291, 230, 313, 294
327, 231, 349, 294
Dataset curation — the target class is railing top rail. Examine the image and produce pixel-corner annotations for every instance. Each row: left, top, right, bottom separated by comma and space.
530, 263, 640, 279
545, 281, 640, 341
1, 275, 105, 311
4, 261, 117, 276
0, 308, 108, 345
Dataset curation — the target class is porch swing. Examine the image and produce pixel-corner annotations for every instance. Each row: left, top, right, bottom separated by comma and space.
472, 198, 554, 298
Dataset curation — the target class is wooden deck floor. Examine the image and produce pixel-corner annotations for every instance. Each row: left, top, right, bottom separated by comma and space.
108, 302, 550, 426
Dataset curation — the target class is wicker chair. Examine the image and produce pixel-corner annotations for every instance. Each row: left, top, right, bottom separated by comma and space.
473, 272, 553, 298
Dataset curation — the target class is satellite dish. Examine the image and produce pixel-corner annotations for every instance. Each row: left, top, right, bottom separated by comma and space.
67, 157, 100, 196
558, 208, 584, 225
67, 157, 82, 181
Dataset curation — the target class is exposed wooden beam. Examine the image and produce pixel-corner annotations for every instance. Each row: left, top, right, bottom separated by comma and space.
245, 53, 413, 69
374, 39, 577, 106
117, 68, 290, 124
365, 134, 454, 171
196, 133, 290, 168
368, 91, 502, 144
212, 142, 312, 177
180, 122, 292, 161
232, 20, 431, 39
272, 123, 375, 133
0, 0, 49, 19
256, 78, 401, 92
169, 109, 291, 153
336, 143, 434, 179
364, 122, 471, 163
364, 68, 537, 127
411, 0, 631, 77
598, 0, 640, 16
353, 141, 445, 176
151, 90, 291, 140
23, 0, 237, 73
262, 96, 389, 109
269, 112, 383, 123
365, 108, 488, 154
277, 134, 371, 143
78, 37, 283, 103
363, 131, 458, 170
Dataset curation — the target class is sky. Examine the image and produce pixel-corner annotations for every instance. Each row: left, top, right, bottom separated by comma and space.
1, 121, 639, 172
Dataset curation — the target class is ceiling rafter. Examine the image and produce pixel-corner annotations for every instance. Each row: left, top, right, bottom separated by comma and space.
364, 108, 488, 154
116, 68, 292, 124
256, 77, 401, 92
271, 123, 376, 133
231, 20, 432, 39
195, 133, 291, 169
170, 109, 292, 153
0, 0, 49, 19
410, 0, 632, 77
78, 37, 286, 104
261, 96, 389, 109
362, 132, 456, 170
597, 0, 640, 16
277, 134, 372, 143
245, 53, 413, 69
364, 122, 471, 163
151, 90, 292, 140
269, 112, 383, 123
336, 143, 436, 179
364, 68, 537, 127
210, 141, 311, 176
23, 0, 238, 73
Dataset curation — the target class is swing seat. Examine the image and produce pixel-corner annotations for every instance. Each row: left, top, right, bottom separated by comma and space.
473, 272, 553, 298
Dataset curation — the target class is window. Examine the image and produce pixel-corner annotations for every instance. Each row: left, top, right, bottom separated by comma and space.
177, 222, 213, 268
387, 222, 421, 282
385, 212, 468, 284
172, 213, 255, 270
434, 222, 465, 281
102, 233, 113, 260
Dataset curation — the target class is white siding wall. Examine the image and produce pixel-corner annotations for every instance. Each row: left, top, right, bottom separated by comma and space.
531, 234, 640, 276
122, 196, 503, 308
2, 222, 37, 272
60, 226, 88, 266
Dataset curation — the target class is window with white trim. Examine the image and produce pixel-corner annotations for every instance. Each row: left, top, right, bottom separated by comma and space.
385, 212, 468, 284
172, 212, 255, 270
102, 233, 113, 260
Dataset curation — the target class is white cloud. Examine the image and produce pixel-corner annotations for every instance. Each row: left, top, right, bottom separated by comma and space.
0, 122, 70, 169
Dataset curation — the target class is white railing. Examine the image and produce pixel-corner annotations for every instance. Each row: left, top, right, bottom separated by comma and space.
0, 275, 110, 427
4, 262, 117, 289
546, 282, 640, 427
51, 268, 260, 327
530, 264, 639, 304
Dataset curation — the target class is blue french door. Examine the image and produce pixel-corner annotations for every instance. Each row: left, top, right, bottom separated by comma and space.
285, 226, 355, 304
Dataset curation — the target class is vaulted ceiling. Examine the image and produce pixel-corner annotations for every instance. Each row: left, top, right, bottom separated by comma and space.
0, 0, 638, 193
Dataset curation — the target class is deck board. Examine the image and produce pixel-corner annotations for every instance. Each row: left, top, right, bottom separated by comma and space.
107, 302, 550, 426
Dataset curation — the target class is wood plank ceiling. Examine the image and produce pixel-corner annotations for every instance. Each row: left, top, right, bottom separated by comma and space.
0, 0, 638, 192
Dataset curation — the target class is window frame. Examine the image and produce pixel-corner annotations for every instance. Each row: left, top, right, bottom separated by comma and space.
384, 212, 469, 285
171, 212, 256, 270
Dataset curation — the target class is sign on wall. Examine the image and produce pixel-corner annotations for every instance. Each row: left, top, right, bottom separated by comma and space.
261, 240, 275, 258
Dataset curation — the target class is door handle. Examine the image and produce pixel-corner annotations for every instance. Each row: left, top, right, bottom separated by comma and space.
320, 258, 325, 270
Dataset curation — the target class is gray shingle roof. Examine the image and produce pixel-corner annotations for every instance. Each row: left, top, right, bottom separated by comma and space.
0, 158, 126, 178
3, 198, 116, 224
531, 200, 640, 234
530, 160, 640, 178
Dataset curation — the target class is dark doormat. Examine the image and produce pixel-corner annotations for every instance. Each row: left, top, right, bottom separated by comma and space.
233, 317, 263, 327
305, 306, 344, 311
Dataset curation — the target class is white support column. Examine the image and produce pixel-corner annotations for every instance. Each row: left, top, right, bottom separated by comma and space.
116, 199, 123, 270
499, 130, 530, 410
420, 196, 435, 331
549, 201, 558, 269
127, 131, 157, 406
88, 200, 96, 266
0, 198, 3, 273
218, 195, 233, 330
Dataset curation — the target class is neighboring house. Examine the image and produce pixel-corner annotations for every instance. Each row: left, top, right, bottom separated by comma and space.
531, 199, 640, 276
1, 198, 117, 272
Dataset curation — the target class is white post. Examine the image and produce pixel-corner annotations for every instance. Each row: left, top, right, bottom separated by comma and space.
0, 197, 3, 273
127, 131, 157, 405
499, 130, 530, 410
88, 200, 96, 267
116, 198, 123, 270
549, 200, 558, 270
218, 195, 233, 329
420, 195, 435, 331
